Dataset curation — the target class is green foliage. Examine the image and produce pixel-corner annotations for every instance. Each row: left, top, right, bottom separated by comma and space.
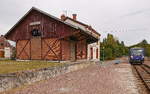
104, 48, 114, 60
100, 34, 150, 60
100, 34, 128, 60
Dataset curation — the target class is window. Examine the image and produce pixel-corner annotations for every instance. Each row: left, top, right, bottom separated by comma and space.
0, 43, 4, 46
31, 29, 41, 36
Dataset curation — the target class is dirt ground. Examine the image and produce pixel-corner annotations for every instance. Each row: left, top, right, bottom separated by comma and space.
2, 60, 149, 94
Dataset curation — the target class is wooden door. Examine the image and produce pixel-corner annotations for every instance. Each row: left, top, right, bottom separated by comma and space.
70, 41, 76, 61
31, 36, 41, 60
0, 51, 4, 58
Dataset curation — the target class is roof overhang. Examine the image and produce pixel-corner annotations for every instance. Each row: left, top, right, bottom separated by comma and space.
60, 29, 99, 43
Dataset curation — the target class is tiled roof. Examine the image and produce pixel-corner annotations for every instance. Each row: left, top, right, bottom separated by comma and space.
64, 17, 101, 36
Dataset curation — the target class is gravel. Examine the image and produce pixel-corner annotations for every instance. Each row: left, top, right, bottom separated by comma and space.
2, 62, 143, 94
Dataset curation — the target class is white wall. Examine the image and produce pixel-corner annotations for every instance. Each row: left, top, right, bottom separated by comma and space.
4, 47, 11, 58
87, 40, 100, 61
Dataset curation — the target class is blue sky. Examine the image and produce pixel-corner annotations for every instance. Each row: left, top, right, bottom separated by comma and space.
0, 0, 150, 46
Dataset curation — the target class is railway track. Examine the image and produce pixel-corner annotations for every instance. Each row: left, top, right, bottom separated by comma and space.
133, 64, 150, 92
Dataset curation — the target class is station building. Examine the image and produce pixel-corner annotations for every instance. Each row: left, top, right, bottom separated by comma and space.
5, 7, 100, 61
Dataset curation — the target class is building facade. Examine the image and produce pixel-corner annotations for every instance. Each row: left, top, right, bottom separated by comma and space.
5, 7, 99, 61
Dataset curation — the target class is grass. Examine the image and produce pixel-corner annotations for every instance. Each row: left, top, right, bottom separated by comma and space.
0, 60, 64, 74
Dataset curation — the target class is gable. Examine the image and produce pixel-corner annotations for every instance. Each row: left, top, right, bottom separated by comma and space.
4, 7, 99, 43
5, 7, 78, 41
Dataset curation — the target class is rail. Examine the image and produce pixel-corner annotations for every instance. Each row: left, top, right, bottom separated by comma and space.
133, 64, 150, 92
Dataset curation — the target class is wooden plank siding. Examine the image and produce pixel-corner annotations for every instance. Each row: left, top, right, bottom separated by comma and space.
42, 38, 61, 60
6, 10, 77, 41
16, 38, 88, 60
5, 8, 91, 61
76, 39, 87, 60
61, 39, 71, 61
16, 40, 30, 60
16, 38, 61, 60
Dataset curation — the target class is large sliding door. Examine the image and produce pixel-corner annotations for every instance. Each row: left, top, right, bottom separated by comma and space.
31, 37, 42, 60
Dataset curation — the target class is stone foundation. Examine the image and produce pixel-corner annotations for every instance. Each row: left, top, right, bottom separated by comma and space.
0, 62, 93, 92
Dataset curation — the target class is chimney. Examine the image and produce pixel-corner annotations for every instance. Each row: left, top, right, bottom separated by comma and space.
60, 14, 66, 21
72, 14, 77, 20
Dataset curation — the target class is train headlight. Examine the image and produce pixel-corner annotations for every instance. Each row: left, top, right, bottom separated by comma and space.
130, 56, 133, 58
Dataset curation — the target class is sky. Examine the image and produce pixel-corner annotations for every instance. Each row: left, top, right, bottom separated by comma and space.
0, 0, 150, 46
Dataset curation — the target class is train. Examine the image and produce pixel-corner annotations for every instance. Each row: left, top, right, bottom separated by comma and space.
129, 48, 145, 64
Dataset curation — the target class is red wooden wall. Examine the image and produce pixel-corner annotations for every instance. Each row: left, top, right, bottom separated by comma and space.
6, 10, 76, 41
76, 39, 87, 60
6, 8, 88, 61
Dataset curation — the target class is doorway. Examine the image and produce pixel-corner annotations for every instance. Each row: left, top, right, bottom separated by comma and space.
70, 41, 76, 61
90, 47, 93, 59
31, 36, 42, 60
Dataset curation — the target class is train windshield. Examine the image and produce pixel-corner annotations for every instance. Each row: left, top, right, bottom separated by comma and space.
131, 49, 143, 55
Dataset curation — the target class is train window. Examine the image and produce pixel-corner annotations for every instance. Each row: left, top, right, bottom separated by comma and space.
31, 29, 41, 36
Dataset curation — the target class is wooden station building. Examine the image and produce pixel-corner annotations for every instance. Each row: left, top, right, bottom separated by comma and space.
5, 7, 100, 61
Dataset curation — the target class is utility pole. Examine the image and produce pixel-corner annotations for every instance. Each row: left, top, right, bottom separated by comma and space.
102, 46, 105, 64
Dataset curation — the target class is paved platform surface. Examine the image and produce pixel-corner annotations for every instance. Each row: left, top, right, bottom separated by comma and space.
2, 61, 143, 94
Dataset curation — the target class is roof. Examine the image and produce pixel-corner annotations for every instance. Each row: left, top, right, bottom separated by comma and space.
64, 17, 101, 36
5, 7, 78, 38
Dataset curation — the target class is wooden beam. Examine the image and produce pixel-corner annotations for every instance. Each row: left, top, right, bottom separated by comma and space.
59, 30, 80, 39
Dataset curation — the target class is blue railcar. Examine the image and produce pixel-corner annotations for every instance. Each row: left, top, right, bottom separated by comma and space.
129, 48, 145, 64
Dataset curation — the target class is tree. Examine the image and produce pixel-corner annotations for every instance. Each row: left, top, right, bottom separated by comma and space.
141, 39, 148, 44
104, 47, 114, 60
100, 33, 128, 60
